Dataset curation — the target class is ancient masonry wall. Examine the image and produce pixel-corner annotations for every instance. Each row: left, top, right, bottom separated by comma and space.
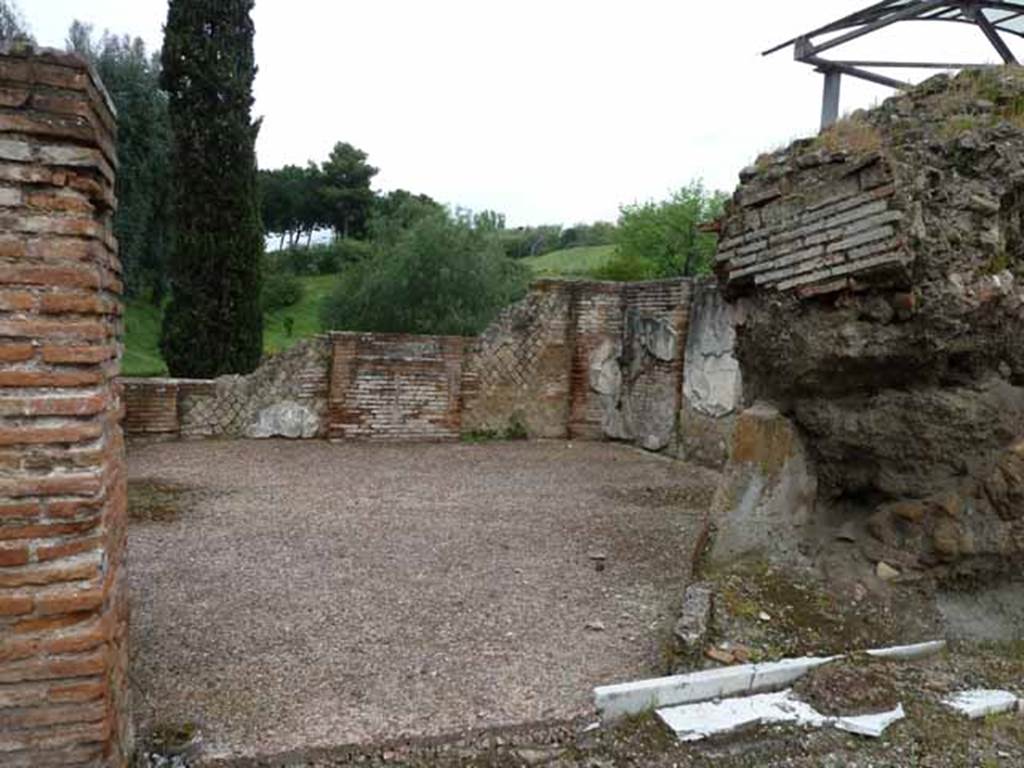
327, 332, 465, 441
460, 280, 574, 439
122, 336, 331, 440
122, 278, 729, 452
618, 279, 693, 451
462, 278, 695, 449
0, 48, 130, 767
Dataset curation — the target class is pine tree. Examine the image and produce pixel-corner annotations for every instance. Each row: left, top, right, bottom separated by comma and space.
159, 0, 263, 377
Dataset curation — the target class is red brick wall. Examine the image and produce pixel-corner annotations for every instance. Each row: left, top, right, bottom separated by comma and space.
567, 282, 627, 439
328, 333, 465, 441
0, 47, 130, 766
122, 379, 178, 436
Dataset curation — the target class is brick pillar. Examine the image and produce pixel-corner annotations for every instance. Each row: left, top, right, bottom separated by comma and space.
0, 47, 130, 766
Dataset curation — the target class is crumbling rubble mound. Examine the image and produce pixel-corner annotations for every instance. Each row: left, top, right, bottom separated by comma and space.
792, 658, 902, 717
715, 68, 1024, 580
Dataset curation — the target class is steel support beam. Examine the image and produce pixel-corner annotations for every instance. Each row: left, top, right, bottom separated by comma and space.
972, 10, 1020, 63
804, 0, 944, 57
821, 69, 842, 129
808, 57, 911, 90
828, 59, 992, 69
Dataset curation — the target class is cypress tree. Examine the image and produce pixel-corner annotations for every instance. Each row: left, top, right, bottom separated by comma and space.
160, 0, 263, 377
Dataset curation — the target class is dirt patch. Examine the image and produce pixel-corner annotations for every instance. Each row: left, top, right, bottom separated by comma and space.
792, 657, 902, 716
128, 479, 193, 523
698, 559, 943, 663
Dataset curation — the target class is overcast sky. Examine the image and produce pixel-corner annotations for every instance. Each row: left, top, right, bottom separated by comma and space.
23, 1, 1021, 226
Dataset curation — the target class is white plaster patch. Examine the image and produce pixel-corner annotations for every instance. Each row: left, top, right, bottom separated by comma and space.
656, 690, 826, 742
682, 284, 742, 418
657, 691, 905, 743
246, 400, 320, 439
943, 690, 1020, 720
834, 705, 906, 738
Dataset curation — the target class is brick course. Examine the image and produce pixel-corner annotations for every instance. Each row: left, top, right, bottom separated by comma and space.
0, 46, 129, 767
717, 152, 910, 298
328, 333, 465, 441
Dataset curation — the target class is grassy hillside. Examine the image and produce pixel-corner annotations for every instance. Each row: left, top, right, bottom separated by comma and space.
523, 244, 616, 278
122, 274, 337, 377
122, 300, 167, 378
263, 274, 336, 354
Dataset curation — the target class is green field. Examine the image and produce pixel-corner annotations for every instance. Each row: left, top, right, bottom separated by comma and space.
122, 300, 168, 378
122, 274, 338, 377
263, 274, 336, 354
522, 244, 616, 277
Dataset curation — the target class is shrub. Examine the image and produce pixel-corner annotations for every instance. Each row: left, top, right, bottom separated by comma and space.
592, 250, 658, 282
321, 210, 529, 336
261, 272, 303, 312
616, 181, 726, 278
315, 239, 371, 274
268, 240, 372, 276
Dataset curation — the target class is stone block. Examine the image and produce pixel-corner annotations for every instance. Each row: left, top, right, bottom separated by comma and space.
708, 405, 818, 566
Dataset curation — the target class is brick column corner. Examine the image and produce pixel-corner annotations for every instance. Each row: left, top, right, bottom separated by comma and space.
0, 45, 130, 767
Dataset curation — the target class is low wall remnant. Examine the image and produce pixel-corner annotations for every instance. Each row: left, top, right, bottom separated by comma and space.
122, 336, 330, 440
123, 278, 726, 453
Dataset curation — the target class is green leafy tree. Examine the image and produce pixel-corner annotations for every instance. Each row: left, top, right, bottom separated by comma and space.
616, 181, 726, 278
260, 164, 319, 248
498, 224, 564, 260
319, 142, 378, 240
471, 210, 506, 233
258, 167, 291, 247
68, 23, 172, 300
371, 189, 444, 238
0, 0, 31, 44
160, 0, 263, 377
560, 220, 617, 250
321, 209, 528, 336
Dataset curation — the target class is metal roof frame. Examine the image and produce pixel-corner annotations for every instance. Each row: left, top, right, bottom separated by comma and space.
766, 1, 1024, 128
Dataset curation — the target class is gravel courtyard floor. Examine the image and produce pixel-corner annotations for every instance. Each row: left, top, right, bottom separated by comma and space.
127, 440, 719, 761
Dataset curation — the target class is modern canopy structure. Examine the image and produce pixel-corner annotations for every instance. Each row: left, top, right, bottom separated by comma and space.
766, 0, 1024, 128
